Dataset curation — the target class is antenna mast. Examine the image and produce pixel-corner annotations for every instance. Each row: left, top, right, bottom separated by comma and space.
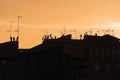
63, 26, 66, 35
17, 16, 22, 48
10, 21, 12, 38
17, 16, 20, 40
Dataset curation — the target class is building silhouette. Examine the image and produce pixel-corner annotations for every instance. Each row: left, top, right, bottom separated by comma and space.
0, 34, 120, 80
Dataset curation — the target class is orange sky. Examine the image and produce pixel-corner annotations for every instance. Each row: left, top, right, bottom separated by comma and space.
1, 0, 120, 48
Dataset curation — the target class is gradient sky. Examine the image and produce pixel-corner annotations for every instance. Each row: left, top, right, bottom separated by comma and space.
1, 0, 120, 48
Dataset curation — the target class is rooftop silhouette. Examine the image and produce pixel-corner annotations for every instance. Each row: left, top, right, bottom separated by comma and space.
0, 34, 120, 80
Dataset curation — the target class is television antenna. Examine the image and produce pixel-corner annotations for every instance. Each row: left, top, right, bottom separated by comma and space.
16, 16, 22, 48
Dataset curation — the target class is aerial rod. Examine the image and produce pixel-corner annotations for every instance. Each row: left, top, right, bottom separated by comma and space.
7, 21, 12, 41
17, 16, 22, 39
17, 16, 22, 48
10, 21, 12, 38
63, 26, 66, 35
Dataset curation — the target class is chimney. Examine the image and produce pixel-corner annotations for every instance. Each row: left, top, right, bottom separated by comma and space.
10, 37, 12, 42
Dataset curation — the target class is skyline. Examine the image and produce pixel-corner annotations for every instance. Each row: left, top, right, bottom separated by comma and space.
1, 0, 120, 48
0, 23, 120, 48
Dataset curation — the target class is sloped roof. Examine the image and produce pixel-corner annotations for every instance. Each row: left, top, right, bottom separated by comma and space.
84, 34, 119, 43
29, 34, 120, 53
29, 34, 72, 53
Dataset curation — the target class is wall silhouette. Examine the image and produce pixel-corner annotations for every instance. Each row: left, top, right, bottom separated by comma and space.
0, 34, 120, 80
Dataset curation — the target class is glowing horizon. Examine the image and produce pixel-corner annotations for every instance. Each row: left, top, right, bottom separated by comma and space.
1, 22, 120, 48
1, 0, 120, 48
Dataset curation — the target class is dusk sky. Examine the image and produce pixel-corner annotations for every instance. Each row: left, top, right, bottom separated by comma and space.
1, 0, 120, 48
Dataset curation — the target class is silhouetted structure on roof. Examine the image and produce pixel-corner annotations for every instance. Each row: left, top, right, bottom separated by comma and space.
0, 34, 120, 80
84, 34, 119, 42
27, 34, 120, 80
0, 41, 18, 58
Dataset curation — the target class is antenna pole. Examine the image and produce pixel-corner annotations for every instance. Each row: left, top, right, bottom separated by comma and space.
10, 21, 12, 37
17, 16, 22, 48
63, 26, 66, 35
18, 16, 20, 40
